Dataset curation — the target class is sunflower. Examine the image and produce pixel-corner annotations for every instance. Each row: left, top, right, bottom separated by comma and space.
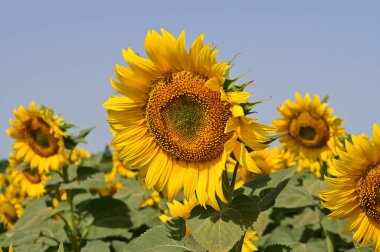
97, 165, 123, 197
160, 196, 199, 237
273, 93, 346, 176
12, 169, 49, 198
104, 29, 271, 206
271, 146, 297, 170
67, 148, 91, 165
229, 148, 283, 188
320, 124, 380, 250
0, 194, 23, 230
7, 102, 67, 173
140, 191, 160, 208
242, 231, 259, 252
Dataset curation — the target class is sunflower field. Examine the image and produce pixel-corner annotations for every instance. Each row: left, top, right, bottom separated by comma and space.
0, 30, 378, 252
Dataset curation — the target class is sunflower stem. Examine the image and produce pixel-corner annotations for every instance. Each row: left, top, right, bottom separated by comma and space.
61, 165, 81, 252
325, 230, 335, 252
229, 161, 240, 201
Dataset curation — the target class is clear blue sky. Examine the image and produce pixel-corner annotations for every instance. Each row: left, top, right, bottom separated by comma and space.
1, 1, 379, 158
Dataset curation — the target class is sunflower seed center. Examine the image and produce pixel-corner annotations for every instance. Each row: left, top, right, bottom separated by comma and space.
289, 111, 329, 148
146, 71, 231, 162
25, 117, 59, 157
357, 162, 380, 222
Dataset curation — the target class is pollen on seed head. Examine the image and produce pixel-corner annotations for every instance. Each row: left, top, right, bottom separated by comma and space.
146, 71, 231, 162
356, 162, 380, 222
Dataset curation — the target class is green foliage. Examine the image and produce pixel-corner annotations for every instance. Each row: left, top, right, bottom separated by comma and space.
257, 171, 356, 252
126, 218, 205, 252
187, 196, 258, 252
64, 127, 94, 150
235, 166, 296, 211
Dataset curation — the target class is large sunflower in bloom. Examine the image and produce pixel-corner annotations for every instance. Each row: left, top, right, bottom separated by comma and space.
104, 29, 271, 206
273, 93, 346, 176
320, 124, 380, 250
7, 102, 67, 173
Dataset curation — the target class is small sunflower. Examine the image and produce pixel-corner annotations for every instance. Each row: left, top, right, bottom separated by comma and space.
0, 194, 23, 230
228, 148, 283, 188
160, 196, 199, 237
104, 29, 271, 206
7, 102, 67, 173
97, 165, 123, 197
271, 146, 297, 170
67, 148, 91, 165
320, 124, 380, 250
242, 231, 259, 252
12, 169, 49, 198
140, 191, 160, 208
273, 93, 346, 176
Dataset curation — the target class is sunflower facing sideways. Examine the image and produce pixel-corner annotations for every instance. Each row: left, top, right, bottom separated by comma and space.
0, 193, 23, 230
273, 92, 346, 177
104, 29, 271, 207
320, 124, 380, 251
7, 102, 67, 173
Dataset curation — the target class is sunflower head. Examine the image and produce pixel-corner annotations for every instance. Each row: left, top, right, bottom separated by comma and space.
104, 29, 271, 207
12, 168, 49, 198
0, 194, 23, 230
273, 93, 346, 175
7, 102, 67, 173
320, 124, 380, 250
67, 148, 91, 165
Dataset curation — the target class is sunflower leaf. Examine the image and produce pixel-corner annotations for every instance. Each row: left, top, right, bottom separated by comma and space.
64, 127, 94, 150
125, 218, 204, 252
187, 195, 259, 252
234, 166, 296, 211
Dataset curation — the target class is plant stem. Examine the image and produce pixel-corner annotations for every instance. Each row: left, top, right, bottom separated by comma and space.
229, 161, 240, 201
62, 165, 81, 252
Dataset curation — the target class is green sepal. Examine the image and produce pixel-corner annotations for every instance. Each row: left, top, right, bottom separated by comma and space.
64, 127, 94, 150
321, 95, 329, 103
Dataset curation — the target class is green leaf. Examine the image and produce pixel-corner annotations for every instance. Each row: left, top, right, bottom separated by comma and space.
321, 95, 329, 103
114, 179, 162, 229
263, 226, 326, 252
82, 240, 110, 252
187, 195, 259, 252
235, 166, 296, 211
253, 209, 272, 237
275, 183, 315, 209
81, 152, 104, 170
64, 127, 94, 150
263, 244, 291, 252
44, 172, 64, 190
59, 121, 76, 131
321, 216, 352, 242
0, 159, 9, 173
126, 218, 202, 252
61, 171, 107, 190
77, 197, 133, 239
282, 208, 320, 228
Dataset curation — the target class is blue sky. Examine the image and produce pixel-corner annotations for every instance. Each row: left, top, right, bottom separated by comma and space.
1, 1, 379, 158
